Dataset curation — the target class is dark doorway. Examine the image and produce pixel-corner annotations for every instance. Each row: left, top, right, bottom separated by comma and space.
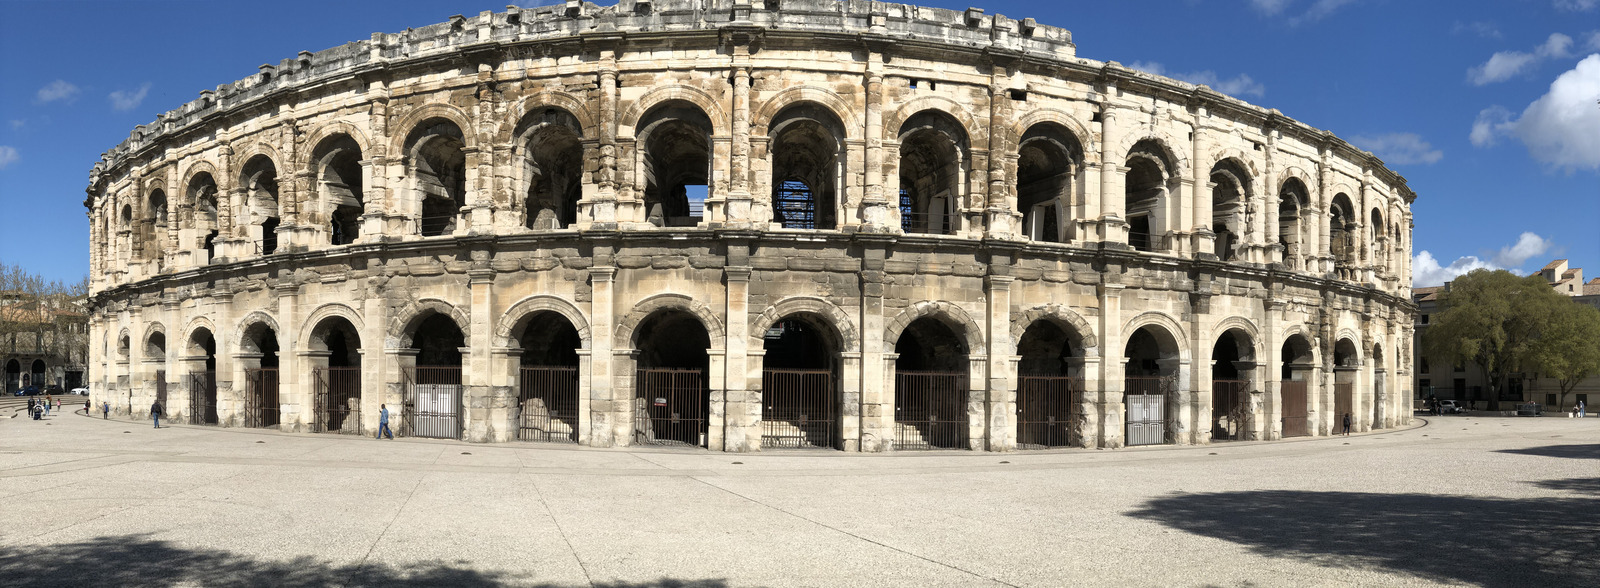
407, 314, 464, 439
516, 311, 581, 443
633, 310, 711, 447
187, 329, 217, 425
1016, 320, 1081, 449
893, 317, 969, 450
760, 316, 839, 449
311, 317, 362, 434
1281, 335, 1313, 437
1125, 326, 1177, 446
242, 324, 280, 429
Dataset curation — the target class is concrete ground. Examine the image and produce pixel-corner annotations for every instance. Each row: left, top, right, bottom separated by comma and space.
1, 402, 1596, 588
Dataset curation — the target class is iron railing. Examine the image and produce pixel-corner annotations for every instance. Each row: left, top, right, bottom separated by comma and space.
1211, 379, 1249, 441
760, 368, 835, 449
187, 371, 217, 425
893, 370, 968, 450
407, 366, 462, 439
634, 368, 707, 447
314, 367, 362, 434
518, 366, 579, 443
1125, 376, 1168, 446
245, 368, 280, 429
1017, 375, 1081, 449
1281, 380, 1309, 437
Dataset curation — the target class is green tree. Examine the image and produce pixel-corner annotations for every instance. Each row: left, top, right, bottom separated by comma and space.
1526, 300, 1600, 411
1422, 269, 1565, 411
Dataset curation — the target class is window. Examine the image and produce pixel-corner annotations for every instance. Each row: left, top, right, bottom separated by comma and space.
773, 179, 817, 229
1420, 358, 1430, 374
899, 189, 914, 232
1420, 314, 1429, 325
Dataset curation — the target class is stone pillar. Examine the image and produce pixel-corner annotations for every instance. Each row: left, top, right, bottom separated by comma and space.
985, 79, 1017, 238
725, 65, 754, 227
1191, 114, 1215, 257
861, 62, 891, 231
586, 59, 620, 227
1097, 105, 1126, 245
274, 283, 300, 431
1097, 281, 1125, 448
723, 263, 756, 451
857, 236, 892, 450
466, 267, 504, 442
985, 274, 1015, 451
588, 263, 618, 446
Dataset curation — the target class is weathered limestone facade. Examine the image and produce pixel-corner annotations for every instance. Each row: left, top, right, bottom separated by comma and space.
85, 1, 1416, 451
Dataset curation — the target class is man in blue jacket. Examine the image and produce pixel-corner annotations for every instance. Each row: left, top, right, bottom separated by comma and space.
377, 404, 394, 439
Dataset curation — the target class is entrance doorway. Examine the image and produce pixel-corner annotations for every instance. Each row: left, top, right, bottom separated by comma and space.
633, 310, 711, 447
760, 316, 840, 449
515, 311, 581, 443
309, 316, 362, 434
893, 317, 969, 450
1125, 326, 1179, 446
1016, 320, 1083, 449
407, 314, 464, 439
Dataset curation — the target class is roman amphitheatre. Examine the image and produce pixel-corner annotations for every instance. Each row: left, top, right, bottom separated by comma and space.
83, 0, 1416, 452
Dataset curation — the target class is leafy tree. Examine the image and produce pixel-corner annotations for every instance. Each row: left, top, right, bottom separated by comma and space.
1526, 300, 1600, 411
1422, 269, 1565, 411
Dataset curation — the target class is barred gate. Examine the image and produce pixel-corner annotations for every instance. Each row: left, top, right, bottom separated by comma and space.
634, 368, 707, 447
187, 371, 217, 425
154, 370, 168, 408
1017, 375, 1080, 449
893, 370, 968, 450
1281, 380, 1309, 437
314, 367, 362, 434
1334, 382, 1354, 430
1211, 379, 1249, 441
408, 367, 462, 439
1125, 376, 1167, 446
518, 366, 578, 443
761, 368, 835, 449
245, 368, 279, 428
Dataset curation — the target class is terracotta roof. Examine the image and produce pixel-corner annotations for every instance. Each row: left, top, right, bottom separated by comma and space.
1543, 259, 1568, 270
1564, 268, 1580, 279
1587, 282, 1600, 296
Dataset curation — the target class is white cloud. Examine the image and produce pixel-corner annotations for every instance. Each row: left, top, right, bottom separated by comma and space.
1555, 0, 1597, 11
1127, 62, 1266, 97
1349, 132, 1444, 165
1412, 232, 1555, 287
108, 83, 151, 112
1452, 21, 1503, 40
1585, 30, 1600, 51
1288, 0, 1359, 26
1470, 55, 1600, 171
1249, 0, 1291, 16
0, 146, 17, 170
8, 119, 23, 130
1468, 33, 1574, 85
35, 80, 79, 104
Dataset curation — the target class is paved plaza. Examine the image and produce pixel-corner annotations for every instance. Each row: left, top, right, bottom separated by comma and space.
1, 401, 1596, 587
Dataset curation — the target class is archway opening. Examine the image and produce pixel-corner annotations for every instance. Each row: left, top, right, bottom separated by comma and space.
1333, 338, 1359, 428
309, 316, 362, 434
240, 323, 280, 429
893, 316, 969, 450
897, 111, 967, 235
146, 188, 168, 262
517, 108, 584, 229
639, 102, 713, 227
1018, 124, 1082, 243
1124, 325, 1179, 446
239, 155, 279, 256
1125, 140, 1175, 252
769, 104, 844, 230
187, 172, 220, 263
4, 359, 19, 394
185, 328, 217, 425
408, 313, 465, 439
1279, 178, 1310, 268
1330, 194, 1358, 276
407, 120, 468, 237
1280, 334, 1314, 437
29, 359, 46, 390
633, 309, 712, 447
1372, 343, 1386, 429
515, 311, 582, 443
313, 134, 365, 246
1016, 319, 1084, 449
146, 331, 168, 415
1210, 329, 1256, 442
760, 314, 841, 449
1210, 160, 1251, 261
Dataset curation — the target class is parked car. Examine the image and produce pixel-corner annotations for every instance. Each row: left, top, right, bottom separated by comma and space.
1438, 400, 1465, 414
43, 385, 64, 396
18, 386, 41, 396
1516, 402, 1543, 416
69, 387, 89, 396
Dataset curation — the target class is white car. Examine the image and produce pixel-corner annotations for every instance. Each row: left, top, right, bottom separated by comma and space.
69, 387, 89, 396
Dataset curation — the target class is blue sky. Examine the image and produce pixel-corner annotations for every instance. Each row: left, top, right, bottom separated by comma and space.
1, 0, 1596, 287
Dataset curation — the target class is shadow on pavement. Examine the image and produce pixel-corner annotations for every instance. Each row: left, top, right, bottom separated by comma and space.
1125, 490, 1599, 588
0, 535, 728, 588
1533, 477, 1600, 496
1495, 443, 1600, 460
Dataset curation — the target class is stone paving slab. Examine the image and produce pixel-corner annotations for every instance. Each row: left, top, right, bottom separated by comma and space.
0, 411, 1596, 587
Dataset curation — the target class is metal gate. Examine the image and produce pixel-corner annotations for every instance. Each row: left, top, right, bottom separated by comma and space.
893, 370, 968, 450
635, 368, 707, 447
1281, 380, 1309, 437
187, 371, 217, 425
154, 370, 168, 408
761, 368, 835, 449
1334, 382, 1354, 431
518, 366, 578, 443
1017, 375, 1080, 449
407, 367, 461, 439
1125, 376, 1167, 446
1211, 380, 1249, 441
245, 368, 279, 428
314, 367, 362, 434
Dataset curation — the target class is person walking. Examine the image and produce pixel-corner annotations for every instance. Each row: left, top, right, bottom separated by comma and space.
102, 401, 110, 420
1580, 400, 1587, 418
1342, 412, 1353, 436
42, 396, 51, 417
151, 399, 163, 429
83, 398, 90, 415
377, 404, 394, 440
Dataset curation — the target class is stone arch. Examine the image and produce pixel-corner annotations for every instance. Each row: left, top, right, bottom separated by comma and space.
1009, 304, 1099, 356
749, 296, 860, 352
1121, 311, 1192, 361
618, 84, 732, 138
1010, 108, 1095, 157
297, 121, 371, 171
142, 322, 168, 358
142, 177, 168, 198
883, 301, 985, 355
503, 91, 598, 142
298, 303, 365, 350
494, 295, 592, 349
231, 141, 283, 179
615, 293, 726, 350
1277, 166, 1316, 196
179, 160, 219, 194
1333, 328, 1364, 367
885, 96, 987, 151
390, 298, 471, 349
1211, 316, 1262, 357
180, 316, 218, 357
1204, 148, 1259, 177
752, 86, 860, 139
389, 102, 477, 155
1115, 130, 1189, 177
235, 310, 281, 350
116, 327, 131, 359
